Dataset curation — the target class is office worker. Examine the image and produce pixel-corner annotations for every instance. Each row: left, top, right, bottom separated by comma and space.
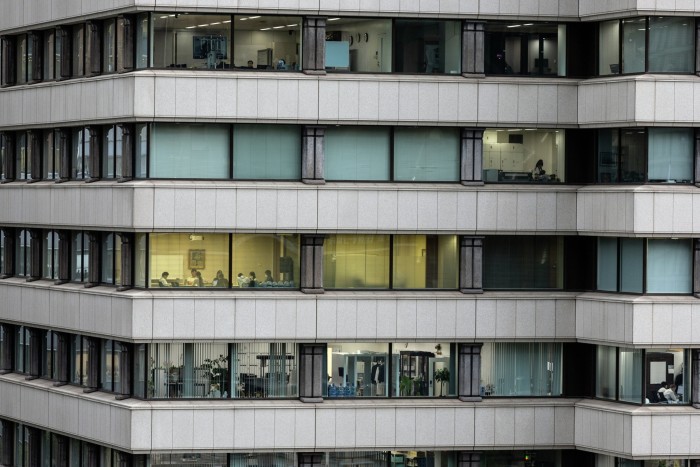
247, 60, 254, 68
248, 271, 257, 287
237, 273, 249, 287
533, 159, 546, 181
195, 271, 204, 287
264, 270, 273, 283
213, 270, 228, 287
186, 269, 199, 286
159, 272, 171, 287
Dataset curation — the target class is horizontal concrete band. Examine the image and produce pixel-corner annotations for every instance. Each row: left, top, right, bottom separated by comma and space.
3, 375, 699, 459
2, 182, 699, 237
2, 279, 699, 347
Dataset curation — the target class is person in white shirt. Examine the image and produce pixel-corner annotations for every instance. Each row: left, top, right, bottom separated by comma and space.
159, 272, 171, 287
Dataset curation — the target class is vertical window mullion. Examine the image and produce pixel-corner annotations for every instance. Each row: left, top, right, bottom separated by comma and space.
387, 343, 393, 398
615, 347, 620, 400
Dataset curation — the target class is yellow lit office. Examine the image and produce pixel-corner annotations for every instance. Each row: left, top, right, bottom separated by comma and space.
482, 129, 564, 183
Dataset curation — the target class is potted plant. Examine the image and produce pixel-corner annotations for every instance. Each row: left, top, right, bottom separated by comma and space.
434, 368, 450, 397
399, 375, 413, 396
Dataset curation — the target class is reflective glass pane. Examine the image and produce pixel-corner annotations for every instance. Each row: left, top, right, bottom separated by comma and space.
647, 239, 692, 294
136, 13, 149, 69
325, 18, 392, 72
620, 129, 645, 183
134, 124, 148, 178
43, 231, 59, 279
150, 123, 229, 178
16, 35, 26, 84
597, 237, 618, 291
620, 238, 643, 293
232, 16, 301, 70
102, 19, 116, 73
394, 20, 461, 74
149, 233, 229, 288
393, 127, 459, 182
596, 345, 616, 399
622, 18, 646, 73
483, 129, 564, 182
152, 14, 231, 69
481, 343, 563, 396
325, 127, 390, 181
483, 236, 563, 289
648, 17, 694, 73
323, 235, 390, 289
648, 128, 693, 183
391, 342, 455, 397
233, 124, 300, 180
392, 235, 458, 289
619, 348, 642, 403
599, 20, 620, 75
598, 129, 619, 183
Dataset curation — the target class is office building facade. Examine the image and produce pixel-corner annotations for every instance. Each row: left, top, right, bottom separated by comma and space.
1, 1, 700, 466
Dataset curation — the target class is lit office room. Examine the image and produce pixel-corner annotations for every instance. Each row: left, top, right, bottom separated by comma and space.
325, 18, 392, 72
150, 14, 300, 69
482, 129, 564, 182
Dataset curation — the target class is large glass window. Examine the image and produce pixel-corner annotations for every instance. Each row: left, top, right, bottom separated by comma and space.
134, 124, 148, 178
72, 24, 85, 77
150, 123, 229, 179
597, 129, 646, 183
102, 18, 116, 73
42, 231, 59, 280
151, 14, 231, 69
71, 128, 91, 179
101, 340, 128, 393
231, 343, 297, 398
646, 349, 690, 404
391, 342, 455, 397
394, 20, 461, 74
136, 13, 149, 69
43, 30, 54, 80
149, 233, 229, 288
392, 235, 458, 289
483, 129, 564, 182
15, 35, 27, 84
232, 125, 300, 180
42, 129, 59, 180
16, 230, 31, 278
231, 234, 299, 289
101, 233, 122, 286
15, 132, 29, 180
485, 23, 564, 76
595, 345, 616, 400
102, 125, 123, 179
325, 18, 392, 72
481, 343, 562, 396
596, 238, 691, 294
232, 16, 301, 70
71, 232, 88, 282
323, 235, 390, 289
619, 348, 643, 403
325, 127, 390, 181
602, 17, 694, 75
483, 236, 563, 289
393, 128, 459, 182
647, 128, 693, 183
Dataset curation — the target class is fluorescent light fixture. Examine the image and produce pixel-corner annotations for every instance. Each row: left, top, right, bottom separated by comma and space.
239, 18, 248, 21
248, 15, 261, 19
223, 20, 231, 23
198, 24, 209, 27
185, 26, 196, 29
287, 24, 297, 27
524, 128, 536, 131
523, 23, 533, 26
160, 15, 169, 19
272, 25, 284, 29
328, 17, 341, 21
507, 24, 522, 28
260, 27, 271, 31
210, 22, 221, 25
507, 129, 522, 132
168, 14, 175, 17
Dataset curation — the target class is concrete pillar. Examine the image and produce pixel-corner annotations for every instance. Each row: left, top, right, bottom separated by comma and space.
302, 126, 325, 184
695, 130, 700, 186
298, 344, 325, 402
458, 452, 481, 467
27, 328, 40, 378
58, 129, 71, 181
300, 235, 324, 293
54, 332, 70, 385
460, 236, 483, 293
302, 17, 326, 74
462, 22, 485, 77
84, 337, 99, 392
461, 128, 484, 185
459, 343, 483, 402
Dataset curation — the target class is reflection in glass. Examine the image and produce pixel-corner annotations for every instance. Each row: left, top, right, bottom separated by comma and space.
323, 235, 390, 289
483, 236, 563, 289
619, 348, 642, 403
393, 128, 459, 182
596, 238, 617, 292
596, 345, 616, 399
394, 20, 461, 74
103, 19, 116, 73
599, 20, 620, 75
485, 23, 563, 76
620, 129, 645, 183
231, 234, 299, 288
233, 125, 300, 179
646, 239, 692, 294
392, 235, 458, 289
481, 343, 562, 396
150, 123, 229, 178
43, 231, 59, 280
622, 18, 646, 73
620, 238, 643, 293
325, 127, 390, 181
327, 343, 388, 397
647, 128, 693, 183
149, 233, 229, 288
136, 13, 149, 69
482, 129, 564, 182
325, 18, 392, 72
152, 14, 231, 69
648, 17, 694, 73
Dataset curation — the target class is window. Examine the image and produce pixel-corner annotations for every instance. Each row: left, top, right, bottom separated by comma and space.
481, 343, 562, 396
42, 129, 59, 180
597, 346, 691, 405
483, 236, 563, 289
232, 124, 300, 180
103, 125, 123, 179
16, 230, 31, 278
485, 22, 565, 76
71, 128, 91, 179
596, 238, 692, 294
15, 35, 27, 84
0, 231, 5, 276
134, 124, 148, 178
325, 18, 392, 72
102, 18, 116, 73
323, 235, 390, 289
647, 128, 693, 183
55, 27, 71, 79
151, 14, 232, 69
232, 15, 301, 70
42, 30, 54, 80
392, 235, 458, 289
69, 335, 97, 388
42, 231, 59, 280
150, 123, 229, 178
100, 340, 128, 393
231, 343, 297, 398
600, 17, 694, 75
71, 24, 85, 77
135, 13, 149, 69
597, 129, 646, 183
71, 232, 88, 282
394, 20, 461, 74
483, 129, 564, 182
326, 343, 455, 398
15, 132, 30, 180
325, 127, 390, 181
14, 326, 28, 373
231, 234, 299, 288
393, 128, 460, 182
101, 233, 122, 286
149, 233, 229, 288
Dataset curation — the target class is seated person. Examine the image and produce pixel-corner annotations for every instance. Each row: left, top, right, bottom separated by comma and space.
208, 383, 221, 398
655, 382, 668, 403
186, 269, 199, 286
533, 159, 547, 181
159, 271, 171, 287
248, 271, 257, 287
212, 270, 229, 287
247, 60, 254, 69
663, 384, 679, 403
236, 273, 249, 287
264, 270, 274, 283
